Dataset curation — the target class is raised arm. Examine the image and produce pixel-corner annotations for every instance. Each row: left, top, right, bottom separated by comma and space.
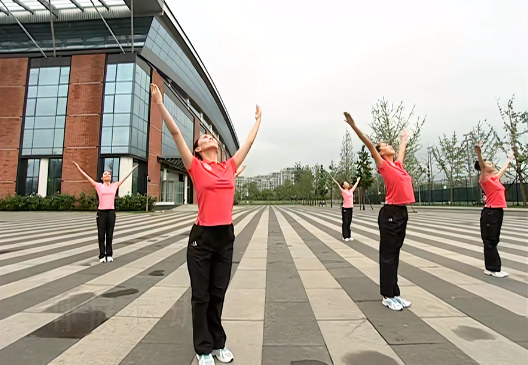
351, 177, 361, 192
235, 165, 246, 178
116, 165, 138, 188
474, 142, 486, 182
397, 130, 408, 164
233, 105, 262, 169
330, 175, 343, 189
150, 84, 194, 169
344, 112, 384, 168
496, 151, 514, 180
73, 161, 97, 188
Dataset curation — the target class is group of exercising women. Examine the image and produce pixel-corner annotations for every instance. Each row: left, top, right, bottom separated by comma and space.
73, 84, 513, 364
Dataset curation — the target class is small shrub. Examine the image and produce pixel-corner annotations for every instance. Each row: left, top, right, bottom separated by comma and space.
0, 193, 157, 212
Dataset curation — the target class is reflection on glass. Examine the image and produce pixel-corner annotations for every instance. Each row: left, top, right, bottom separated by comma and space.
22, 66, 69, 155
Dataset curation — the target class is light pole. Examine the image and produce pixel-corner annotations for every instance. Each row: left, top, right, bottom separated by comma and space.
328, 160, 335, 208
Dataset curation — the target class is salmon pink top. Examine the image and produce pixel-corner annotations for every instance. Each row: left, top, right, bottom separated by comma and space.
187, 156, 236, 226
341, 189, 354, 208
480, 175, 506, 208
378, 160, 415, 205
95, 182, 119, 210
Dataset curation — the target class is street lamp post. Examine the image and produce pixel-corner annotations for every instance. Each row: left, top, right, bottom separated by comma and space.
329, 160, 335, 208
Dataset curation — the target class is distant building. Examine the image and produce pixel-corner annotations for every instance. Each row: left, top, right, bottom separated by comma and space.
236, 166, 295, 193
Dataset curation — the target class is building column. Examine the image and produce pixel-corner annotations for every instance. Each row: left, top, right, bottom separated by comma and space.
184, 175, 188, 204
148, 71, 164, 200
37, 158, 49, 197
62, 54, 105, 196
118, 156, 133, 196
0, 58, 28, 197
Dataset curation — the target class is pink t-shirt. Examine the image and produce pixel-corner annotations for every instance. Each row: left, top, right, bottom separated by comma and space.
378, 160, 415, 205
187, 156, 236, 226
480, 175, 506, 208
341, 189, 354, 208
95, 183, 119, 210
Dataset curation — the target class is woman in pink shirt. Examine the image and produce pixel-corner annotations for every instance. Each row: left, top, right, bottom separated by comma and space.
345, 112, 414, 312
330, 176, 361, 241
474, 142, 513, 278
150, 84, 261, 365
73, 162, 137, 263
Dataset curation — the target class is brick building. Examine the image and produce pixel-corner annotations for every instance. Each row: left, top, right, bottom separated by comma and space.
0, 0, 239, 206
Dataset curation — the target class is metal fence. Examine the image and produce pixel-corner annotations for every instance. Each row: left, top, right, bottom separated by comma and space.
366, 181, 528, 206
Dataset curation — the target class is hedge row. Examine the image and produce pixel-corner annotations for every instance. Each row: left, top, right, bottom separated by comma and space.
0, 193, 157, 211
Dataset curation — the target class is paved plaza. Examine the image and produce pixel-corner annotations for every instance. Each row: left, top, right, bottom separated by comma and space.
0, 205, 526, 365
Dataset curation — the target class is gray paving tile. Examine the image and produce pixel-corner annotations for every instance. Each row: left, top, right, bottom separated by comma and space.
141, 290, 193, 345
120, 343, 193, 365
442, 297, 528, 342
338, 277, 381, 302
356, 301, 447, 345
0, 337, 78, 365
261, 346, 332, 365
264, 302, 324, 347
338, 350, 403, 365
391, 343, 480, 365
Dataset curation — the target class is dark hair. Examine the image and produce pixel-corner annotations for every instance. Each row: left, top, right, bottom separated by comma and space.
375, 142, 386, 153
103, 170, 112, 175
193, 138, 202, 160
474, 160, 481, 171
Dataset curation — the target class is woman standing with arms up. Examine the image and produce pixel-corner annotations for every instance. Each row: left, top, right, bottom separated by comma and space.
474, 141, 513, 278
330, 175, 361, 241
150, 84, 261, 365
344, 112, 414, 311
73, 162, 137, 263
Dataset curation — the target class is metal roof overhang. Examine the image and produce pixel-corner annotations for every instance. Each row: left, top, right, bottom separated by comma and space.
158, 157, 187, 174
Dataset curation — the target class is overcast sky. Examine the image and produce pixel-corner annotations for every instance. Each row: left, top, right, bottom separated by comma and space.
168, 0, 527, 177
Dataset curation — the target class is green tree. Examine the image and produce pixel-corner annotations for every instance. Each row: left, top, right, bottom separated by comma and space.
313, 164, 329, 201
369, 98, 426, 182
247, 182, 260, 201
494, 96, 528, 206
431, 132, 466, 203
337, 129, 355, 182
355, 145, 375, 210
462, 120, 500, 185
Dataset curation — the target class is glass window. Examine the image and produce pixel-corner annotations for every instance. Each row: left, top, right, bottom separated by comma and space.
47, 159, 62, 196
25, 158, 40, 195
22, 66, 69, 156
102, 157, 120, 183
161, 93, 193, 159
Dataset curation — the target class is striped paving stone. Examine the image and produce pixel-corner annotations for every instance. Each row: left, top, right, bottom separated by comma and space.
0, 205, 526, 365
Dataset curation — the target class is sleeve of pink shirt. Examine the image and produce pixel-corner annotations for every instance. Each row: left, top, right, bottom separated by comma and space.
95, 183, 102, 194
228, 157, 236, 175
186, 156, 200, 178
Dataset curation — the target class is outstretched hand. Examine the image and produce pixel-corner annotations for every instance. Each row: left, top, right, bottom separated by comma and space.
150, 84, 163, 104
344, 112, 355, 126
255, 105, 262, 121
507, 150, 514, 159
401, 129, 408, 140
474, 141, 483, 154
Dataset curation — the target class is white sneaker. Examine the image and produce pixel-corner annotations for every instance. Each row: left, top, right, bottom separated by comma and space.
394, 296, 412, 308
382, 297, 403, 311
196, 354, 215, 365
484, 270, 508, 278
212, 348, 233, 363
99, 257, 106, 263
344, 238, 350, 242
106, 256, 114, 262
